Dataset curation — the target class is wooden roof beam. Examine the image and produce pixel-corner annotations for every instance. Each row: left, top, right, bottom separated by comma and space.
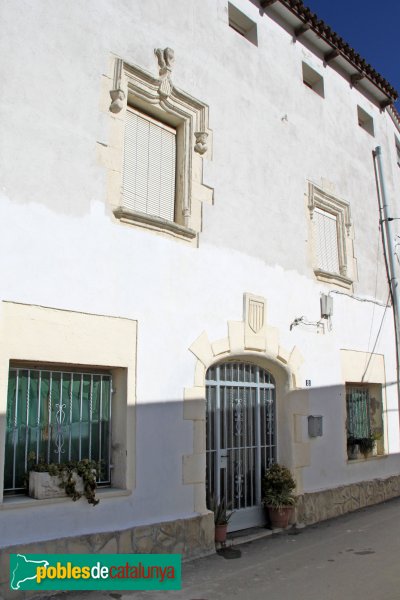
380, 99, 393, 110
294, 22, 311, 38
260, 0, 278, 8
351, 72, 365, 86
324, 49, 340, 64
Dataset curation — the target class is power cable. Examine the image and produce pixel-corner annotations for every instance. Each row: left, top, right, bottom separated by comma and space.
361, 291, 390, 382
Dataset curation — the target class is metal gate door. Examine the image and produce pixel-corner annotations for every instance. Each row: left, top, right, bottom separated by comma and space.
206, 362, 276, 531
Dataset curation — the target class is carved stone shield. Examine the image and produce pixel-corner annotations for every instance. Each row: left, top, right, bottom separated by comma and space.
248, 299, 264, 333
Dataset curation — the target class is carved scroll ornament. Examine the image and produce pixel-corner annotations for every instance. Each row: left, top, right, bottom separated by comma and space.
154, 47, 175, 98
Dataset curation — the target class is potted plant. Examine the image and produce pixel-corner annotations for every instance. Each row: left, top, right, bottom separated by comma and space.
209, 497, 234, 543
262, 463, 296, 529
372, 430, 383, 455
357, 435, 375, 458
27, 454, 101, 506
347, 436, 360, 460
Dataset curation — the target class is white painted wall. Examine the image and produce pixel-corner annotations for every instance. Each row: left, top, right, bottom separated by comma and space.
1, 0, 400, 546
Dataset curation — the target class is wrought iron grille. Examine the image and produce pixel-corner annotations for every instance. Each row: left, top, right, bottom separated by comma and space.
4, 367, 112, 493
346, 385, 371, 438
206, 362, 276, 512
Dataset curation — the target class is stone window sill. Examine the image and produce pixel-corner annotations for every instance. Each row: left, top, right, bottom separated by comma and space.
0, 488, 131, 510
314, 269, 353, 290
347, 454, 386, 464
113, 206, 197, 241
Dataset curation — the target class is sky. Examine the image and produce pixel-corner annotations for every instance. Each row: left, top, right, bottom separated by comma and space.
302, 0, 400, 111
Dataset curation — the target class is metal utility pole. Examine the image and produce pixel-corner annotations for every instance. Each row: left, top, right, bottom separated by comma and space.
374, 146, 400, 400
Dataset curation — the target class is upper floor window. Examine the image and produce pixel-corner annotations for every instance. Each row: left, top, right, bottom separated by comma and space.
123, 108, 176, 222
302, 62, 324, 98
314, 208, 340, 273
228, 3, 258, 46
308, 182, 353, 289
396, 137, 400, 167
357, 105, 374, 136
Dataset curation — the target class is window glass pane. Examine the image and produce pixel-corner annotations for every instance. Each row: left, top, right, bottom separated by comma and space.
14, 371, 29, 488
70, 374, 82, 460
4, 371, 17, 490
92, 375, 101, 422
81, 375, 91, 423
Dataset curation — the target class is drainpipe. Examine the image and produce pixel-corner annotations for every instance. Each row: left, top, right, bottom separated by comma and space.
373, 146, 400, 404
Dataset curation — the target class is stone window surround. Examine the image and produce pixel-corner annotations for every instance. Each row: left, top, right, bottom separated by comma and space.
340, 349, 388, 461
0, 302, 137, 506
102, 55, 213, 245
307, 182, 353, 289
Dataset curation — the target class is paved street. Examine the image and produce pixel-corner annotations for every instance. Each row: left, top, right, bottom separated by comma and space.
43, 498, 400, 600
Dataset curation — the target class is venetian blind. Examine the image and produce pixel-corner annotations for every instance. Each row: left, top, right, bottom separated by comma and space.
314, 207, 340, 273
122, 109, 176, 222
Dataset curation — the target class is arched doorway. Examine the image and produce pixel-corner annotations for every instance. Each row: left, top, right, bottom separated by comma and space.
206, 361, 276, 531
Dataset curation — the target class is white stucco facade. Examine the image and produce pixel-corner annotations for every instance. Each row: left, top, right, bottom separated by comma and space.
1, 0, 400, 552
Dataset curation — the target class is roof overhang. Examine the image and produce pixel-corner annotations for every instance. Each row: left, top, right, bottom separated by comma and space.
259, 0, 398, 109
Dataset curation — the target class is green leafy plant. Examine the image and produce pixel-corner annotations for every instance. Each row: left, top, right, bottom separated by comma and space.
262, 463, 296, 509
357, 436, 375, 457
347, 435, 357, 449
27, 453, 101, 506
208, 497, 234, 525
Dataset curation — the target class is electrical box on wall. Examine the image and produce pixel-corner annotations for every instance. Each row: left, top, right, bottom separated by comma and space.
308, 415, 323, 437
320, 294, 333, 319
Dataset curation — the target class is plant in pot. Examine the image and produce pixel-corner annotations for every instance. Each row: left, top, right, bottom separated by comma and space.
27, 453, 101, 506
347, 435, 360, 460
262, 463, 296, 529
209, 497, 234, 543
372, 430, 383, 455
357, 435, 375, 459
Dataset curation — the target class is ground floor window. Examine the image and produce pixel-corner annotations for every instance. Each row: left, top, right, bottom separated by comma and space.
346, 383, 384, 459
4, 366, 112, 493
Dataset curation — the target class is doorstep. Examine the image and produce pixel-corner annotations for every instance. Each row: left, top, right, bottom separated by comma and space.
225, 525, 287, 547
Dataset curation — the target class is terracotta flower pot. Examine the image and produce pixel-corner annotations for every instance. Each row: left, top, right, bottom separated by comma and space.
267, 506, 293, 529
215, 523, 228, 543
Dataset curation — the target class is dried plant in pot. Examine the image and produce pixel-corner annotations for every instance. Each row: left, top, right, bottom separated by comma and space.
209, 497, 234, 543
262, 463, 296, 529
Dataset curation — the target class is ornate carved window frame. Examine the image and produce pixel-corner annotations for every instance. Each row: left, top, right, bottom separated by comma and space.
102, 53, 213, 244
307, 182, 353, 289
